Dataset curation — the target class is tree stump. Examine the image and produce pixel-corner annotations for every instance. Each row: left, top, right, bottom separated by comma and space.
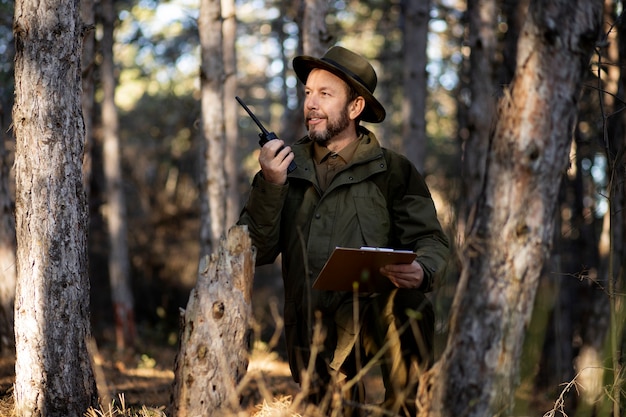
170, 225, 255, 416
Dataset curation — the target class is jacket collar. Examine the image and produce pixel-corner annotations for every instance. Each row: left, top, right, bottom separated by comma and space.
288, 126, 387, 184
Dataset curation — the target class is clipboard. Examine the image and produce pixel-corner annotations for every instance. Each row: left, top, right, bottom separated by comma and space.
312, 247, 416, 292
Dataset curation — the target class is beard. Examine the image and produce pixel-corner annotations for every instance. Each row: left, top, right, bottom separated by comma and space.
307, 107, 351, 146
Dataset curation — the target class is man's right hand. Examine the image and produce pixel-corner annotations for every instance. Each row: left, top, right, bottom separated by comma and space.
259, 139, 294, 185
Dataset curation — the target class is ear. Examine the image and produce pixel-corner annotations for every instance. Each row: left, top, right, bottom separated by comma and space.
348, 96, 366, 120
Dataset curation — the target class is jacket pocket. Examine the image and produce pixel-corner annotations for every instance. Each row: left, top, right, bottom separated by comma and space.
353, 196, 390, 246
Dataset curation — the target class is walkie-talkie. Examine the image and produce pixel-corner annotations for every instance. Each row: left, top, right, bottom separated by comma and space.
236, 96, 296, 173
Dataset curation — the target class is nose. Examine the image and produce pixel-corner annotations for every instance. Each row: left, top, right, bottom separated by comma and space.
305, 92, 318, 110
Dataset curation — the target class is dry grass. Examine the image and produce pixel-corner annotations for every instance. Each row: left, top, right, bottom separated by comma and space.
252, 396, 301, 417
86, 395, 167, 417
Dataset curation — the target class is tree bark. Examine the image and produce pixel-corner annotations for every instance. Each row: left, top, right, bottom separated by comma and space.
198, 0, 226, 257
170, 225, 255, 416
101, 0, 136, 350
417, 1, 602, 415
402, 0, 429, 173
12, 0, 99, 413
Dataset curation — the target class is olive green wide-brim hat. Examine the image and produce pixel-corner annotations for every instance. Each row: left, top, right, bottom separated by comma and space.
293, 46, 386, 123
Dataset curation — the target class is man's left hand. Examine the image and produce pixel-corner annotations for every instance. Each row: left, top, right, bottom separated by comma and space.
380, 261, 424, 289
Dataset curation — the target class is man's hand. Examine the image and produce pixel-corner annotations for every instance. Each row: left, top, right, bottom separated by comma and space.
259, 139, 294, 185
380, 260, 424, 289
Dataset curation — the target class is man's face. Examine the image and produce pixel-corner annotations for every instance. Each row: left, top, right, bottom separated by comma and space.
304, 69, 354, 145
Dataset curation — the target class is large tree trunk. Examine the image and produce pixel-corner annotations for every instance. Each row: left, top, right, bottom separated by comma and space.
417, 1, 602, 416
198, 0, 226, 257
170, 226, 255, 416
12, 0, 99, 413
101, 0, 136, 350
402, 0, 429, 173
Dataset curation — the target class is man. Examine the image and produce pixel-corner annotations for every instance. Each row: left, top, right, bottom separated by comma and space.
238, 46, 449, 416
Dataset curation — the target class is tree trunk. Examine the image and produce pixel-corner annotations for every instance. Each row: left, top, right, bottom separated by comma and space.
461, 0, 498, 220
603, 3, 626, 412
563, 4, 622, 412
0, 0, 16, 357
278, 0, 329, 142
170, 225, 255, 416
497, 0, 529, 86
198, 0, 226, 257
101, 0, 136, 350
12, 0, 99, 413
402, 0, 429, 173
80, 0, 95, 196
0, 111, 16, 354
417, 1, 602, 415
302, 0, 330, 57
221, 0, 239, 228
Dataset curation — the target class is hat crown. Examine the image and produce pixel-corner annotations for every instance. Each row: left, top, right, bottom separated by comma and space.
320, 46, 377, 94
292, 45, 386, 123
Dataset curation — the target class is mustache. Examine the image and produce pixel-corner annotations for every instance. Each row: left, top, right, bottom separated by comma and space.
306, 111, 325, 120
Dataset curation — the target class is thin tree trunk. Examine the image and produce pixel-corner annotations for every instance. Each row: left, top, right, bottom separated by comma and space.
222, 0, 239, 228
497, 0, 529, 86
0, 113, 16, 354
402, 0, 429, 173
198, 0, 226, 257
170, 225, 255, 416
617, 5, 626, 413
278, 0, 329, 141
80, 0, 95, 196
12, 0, 98, 413
0, 0, 16, 357
570, 3, 621, 411
417, 1, 602, 415
603, 4, 626, 413
101, 0, 136, 350
461, 0, 498, 220
302, 0, 330, 57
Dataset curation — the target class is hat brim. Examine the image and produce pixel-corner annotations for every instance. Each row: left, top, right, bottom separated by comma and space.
293, 56, 386, 123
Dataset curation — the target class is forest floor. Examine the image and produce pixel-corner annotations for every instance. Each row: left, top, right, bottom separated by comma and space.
0, 273, 388, 417
0, 338, 386, 416
0, 281, 554, 417
0, 331, 562, 417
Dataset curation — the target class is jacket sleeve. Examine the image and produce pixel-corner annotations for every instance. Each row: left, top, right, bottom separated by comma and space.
388, 155, 449, 292
237, 172, 289, 266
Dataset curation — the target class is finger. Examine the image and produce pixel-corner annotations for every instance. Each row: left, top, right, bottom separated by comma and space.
263, 139, 284, 152
275, 145, 292, 161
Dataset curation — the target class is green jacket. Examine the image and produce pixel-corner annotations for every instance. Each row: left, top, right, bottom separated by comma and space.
238, 127, 449, 380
